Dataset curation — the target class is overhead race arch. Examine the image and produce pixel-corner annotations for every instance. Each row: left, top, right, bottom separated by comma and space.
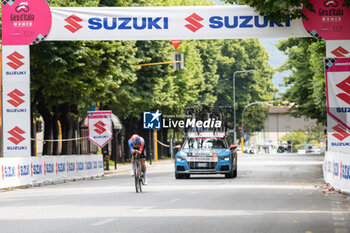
2, 0, 350, 192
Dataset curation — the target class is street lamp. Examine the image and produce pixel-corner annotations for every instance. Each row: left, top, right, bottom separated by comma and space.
233, 70, 256, 145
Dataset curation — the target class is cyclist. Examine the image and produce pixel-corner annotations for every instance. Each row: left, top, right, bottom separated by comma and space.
128, 134, 147, 185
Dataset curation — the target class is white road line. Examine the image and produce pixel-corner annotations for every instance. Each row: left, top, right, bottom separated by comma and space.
333, 217, 345, 221
91, 218, 116, 226
334, 222, 347, 226
335, 229, 348, 233
168, 198, 181, 203
135, 206, 154, 212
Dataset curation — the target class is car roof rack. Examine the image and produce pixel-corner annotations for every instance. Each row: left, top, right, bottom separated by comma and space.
183, 104, 232, 136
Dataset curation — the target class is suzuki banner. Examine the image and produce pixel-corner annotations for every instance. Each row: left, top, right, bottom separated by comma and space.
2, 45, 31, 157
88, 111, 113, 148
327, 40, 350, 58
327, 113, 350, 152
46, 6, 310, 41
326, 58, 350, 129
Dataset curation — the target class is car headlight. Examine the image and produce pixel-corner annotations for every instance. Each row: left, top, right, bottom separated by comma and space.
221, 155, 230, 161
176, 156, 185, 162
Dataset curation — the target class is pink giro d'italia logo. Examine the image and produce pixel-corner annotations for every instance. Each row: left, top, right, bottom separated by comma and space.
336, 76, 350, 105
332, 124, 350, 141
64, 14, 83, 33
8, 126, 25, 145
2, 0, 52, 45
6, 52, 24, 70
7, 89, 25, 108
185, 13, 204, 32
94, 121, 106, 135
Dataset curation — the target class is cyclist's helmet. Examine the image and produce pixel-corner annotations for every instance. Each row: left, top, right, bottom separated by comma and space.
132, 134, 141, 144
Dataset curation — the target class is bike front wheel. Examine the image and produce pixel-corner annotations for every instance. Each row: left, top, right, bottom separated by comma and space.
134, 163, 142, 193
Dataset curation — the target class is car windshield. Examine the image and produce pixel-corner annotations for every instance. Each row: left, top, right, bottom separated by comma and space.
183, 137, 227, 149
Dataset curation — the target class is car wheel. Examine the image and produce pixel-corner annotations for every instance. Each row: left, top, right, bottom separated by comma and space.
175, 173, 183, 179
233, 167, 237, 178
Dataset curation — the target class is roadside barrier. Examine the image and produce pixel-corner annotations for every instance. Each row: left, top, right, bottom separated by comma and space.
0, 155, 103, 190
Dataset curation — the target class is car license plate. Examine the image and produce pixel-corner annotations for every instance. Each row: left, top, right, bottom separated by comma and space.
196, 163, 208, 168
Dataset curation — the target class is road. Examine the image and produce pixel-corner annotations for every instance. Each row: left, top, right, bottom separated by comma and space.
0, 153, 349, 233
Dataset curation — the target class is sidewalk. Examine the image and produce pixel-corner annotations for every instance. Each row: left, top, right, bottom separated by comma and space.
103, 159, 174, 177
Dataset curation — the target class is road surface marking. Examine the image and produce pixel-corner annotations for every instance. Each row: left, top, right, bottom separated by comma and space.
91, 218, 116, 226
168, 198, 181, 203
135, 206, 154, 212
335, 229, 348, 233
334, 222, 346, 226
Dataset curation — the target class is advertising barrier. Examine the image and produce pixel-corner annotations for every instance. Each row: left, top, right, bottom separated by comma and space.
0, 155, 103, 189
324, 151, 350, 193
47, 6, 309, 41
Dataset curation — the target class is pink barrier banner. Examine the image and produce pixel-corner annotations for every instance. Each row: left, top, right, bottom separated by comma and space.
325, 57, 350, 131
302, 0, 350, 40
2, 0, 52, 45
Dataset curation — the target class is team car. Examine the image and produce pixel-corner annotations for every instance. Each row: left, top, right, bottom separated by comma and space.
174, 132, 237, 179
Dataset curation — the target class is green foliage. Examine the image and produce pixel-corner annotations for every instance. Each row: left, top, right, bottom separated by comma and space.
280, 130, 307, 146
215, 39, 276, 132
280, 123, 325, 146
276, 38, 326, 124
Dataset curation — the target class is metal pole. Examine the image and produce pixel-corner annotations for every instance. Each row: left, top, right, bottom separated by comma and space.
232, 70, 256, 145
233, 72, 236, 145
170, 138, 174, 163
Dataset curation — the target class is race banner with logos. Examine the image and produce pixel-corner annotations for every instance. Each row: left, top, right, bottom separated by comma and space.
88, 111, 113, 148
46, 6, 310, 41
325, 57, 350, 152
2, 45, 31, 157
0, 155, 104, 189
327, 114, 350, 152
326, 58, 350, 128
324, 151, 350, 193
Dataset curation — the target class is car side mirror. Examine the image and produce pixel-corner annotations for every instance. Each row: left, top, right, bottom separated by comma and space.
230, 144, 237, 150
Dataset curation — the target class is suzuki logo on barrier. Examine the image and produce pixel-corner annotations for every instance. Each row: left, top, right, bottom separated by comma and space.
336, 76, 350, 105
7, 89, 25, 107
332, 124, 350, 141
8, 126, 25, 145
94, 121, 106, 135
64, 14, 83, 33
6, 52, 24, 70
185, 13, 204, 32
331, 46, 350, 57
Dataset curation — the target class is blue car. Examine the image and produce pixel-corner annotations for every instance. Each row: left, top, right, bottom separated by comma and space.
175, 132, 237, 179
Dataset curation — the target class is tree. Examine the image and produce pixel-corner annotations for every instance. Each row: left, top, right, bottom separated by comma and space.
215, 39, 276, 134
276, 38, 326, 124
